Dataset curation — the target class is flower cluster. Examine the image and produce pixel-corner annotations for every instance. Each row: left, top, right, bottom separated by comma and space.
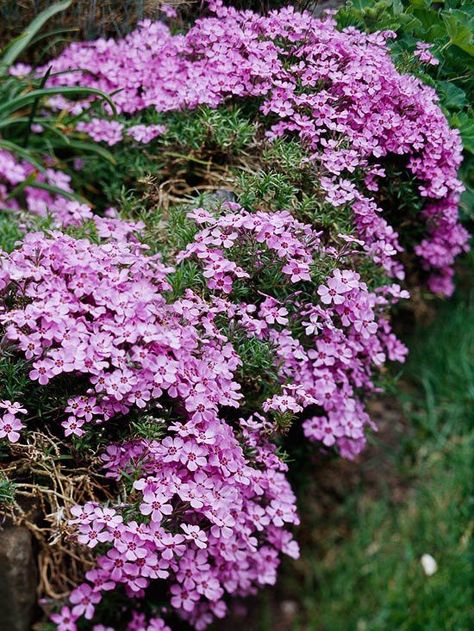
0, 148, 94, 227
62, 418, 298, 630
182, 202, 409, 458
0, 231, 299, 628
0, 231, 241, 434
126, 124, 166, 144
76, 119, 124, 146
42, 0, 468, 293
179, 205, 321, 290
0, 206, 409, 627
74, 116, 166, 146
0, 400, 27, 443
414, 42, 440, 66
0, 2, 469, 629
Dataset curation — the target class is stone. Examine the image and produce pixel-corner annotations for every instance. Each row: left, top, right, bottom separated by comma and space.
0, 526, 37, 631
212, 189, 236, 202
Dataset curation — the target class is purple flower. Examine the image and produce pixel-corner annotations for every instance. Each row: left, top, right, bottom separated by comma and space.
140, 491, 173, 522
181, 524, 208, 549
115, 532, 148, 561
0, 414, 24, 443
50, 606, 77, 631
69, 584, 101, 620
2, 4, 467, 628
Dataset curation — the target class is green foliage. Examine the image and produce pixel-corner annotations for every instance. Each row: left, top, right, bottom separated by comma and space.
0, 473, 16, 505
0, 0, 72, 74
234, 335, 282, 411
237, 168, 354, 237
0, 6, 470, 627
76, 105, 257, 217
163, 203, 199, 254
0, 350, 31, 404
237, 170, 300, 210
239, 139, 358, 239
337, 0, 474, 221
164, 105, 258, 153
0, 2, 117, 220
0, 212, 23, 251
406, 270, 474, 443
167, 259, 205, 301
129, 415, 167, 441
272, 410, 296, 434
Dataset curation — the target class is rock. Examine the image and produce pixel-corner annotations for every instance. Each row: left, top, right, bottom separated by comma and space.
0, 526, 37, 631
281, 599, 298, 618
212, 189, 236, 202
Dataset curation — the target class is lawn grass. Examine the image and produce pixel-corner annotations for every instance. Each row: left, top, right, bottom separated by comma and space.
255, 261, 474, 631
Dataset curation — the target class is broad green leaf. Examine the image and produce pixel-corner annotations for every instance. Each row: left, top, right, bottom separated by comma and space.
391, 0, 405, 16
437, 81, 467, 109
348, 0, 374, 11
409, 0, 433, 11
450, 112, 474, 153
443, 13, 474, 55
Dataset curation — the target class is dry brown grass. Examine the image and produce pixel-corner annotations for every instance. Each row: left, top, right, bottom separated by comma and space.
2, 431, 113, 599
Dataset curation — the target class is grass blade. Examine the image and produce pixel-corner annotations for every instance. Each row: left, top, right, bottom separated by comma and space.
0, 86, 117, 118
27, 180, 87, 203
23, 67, 53, 147
0, 1, 72, 75
0, 139, 45, 172
51, 139, 117, 163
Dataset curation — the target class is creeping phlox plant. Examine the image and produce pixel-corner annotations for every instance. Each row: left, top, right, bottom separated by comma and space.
42, 0, 469, 293
179, 204, 409, 458
0, 1, 469, 630
0, 230, 299, 630
0, 150, 93, 226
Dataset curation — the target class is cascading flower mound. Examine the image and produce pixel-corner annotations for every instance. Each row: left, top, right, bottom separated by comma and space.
0, 2, 469, 630
43, 0, 468, 294
0, 231, 299, 630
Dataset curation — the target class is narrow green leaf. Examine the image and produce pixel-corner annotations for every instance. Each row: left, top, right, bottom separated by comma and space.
6, 172, 86, 204
0, 116, 69, 142
52, 139, 117, 164
0, 1, 72, 74
0, 139, 45, 171
0, 86, 117, 119
28, 181, 86, 203
30, 26, 79, 47
23, 66, 53, 147
5, 172, 38, 200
